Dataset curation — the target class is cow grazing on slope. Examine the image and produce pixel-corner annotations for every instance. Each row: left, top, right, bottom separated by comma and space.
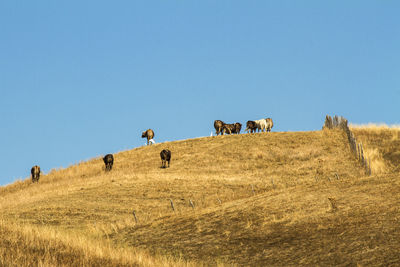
245, 121, 257, 133
214, 120, 225, 136
142, 129, 155, 145
31, 165, 41, 183
265, 118, 274, 132
103, 154, 114, 172
160, 149, 171, 168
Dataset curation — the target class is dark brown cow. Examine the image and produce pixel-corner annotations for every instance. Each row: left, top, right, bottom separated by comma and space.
31, 165, 41, 183
103, 154, 114, 172
232, 122, 242, 134
222, 123, 235, 135
245, 120, 257, 133
160, 149, 171, 168
214, 120, 225, 136
142, 129, 155, 145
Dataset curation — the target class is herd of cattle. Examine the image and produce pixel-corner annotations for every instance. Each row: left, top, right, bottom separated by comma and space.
30, 117, 273, 182
214, 118, 273, 135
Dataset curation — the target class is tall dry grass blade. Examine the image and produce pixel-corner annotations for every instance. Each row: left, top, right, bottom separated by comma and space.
132, 210, 138, 224
169, 199, 175, 212
189, 199, 195, 209
328, 197, 338, 212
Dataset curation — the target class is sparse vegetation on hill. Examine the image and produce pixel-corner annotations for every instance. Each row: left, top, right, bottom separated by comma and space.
0, 128, 399, 266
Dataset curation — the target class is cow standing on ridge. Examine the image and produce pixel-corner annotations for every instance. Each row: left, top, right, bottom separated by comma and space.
245, 120, 257, 133
233, 122, 242, 134
31, 165, 41, 183
222, 123, 236, 135
142, 129, 155, 145
160, 149, 171, 168
214, 120, 225, 136
254, 119, 268, 132
103, 154, 114, 172
265, 118, 274, 132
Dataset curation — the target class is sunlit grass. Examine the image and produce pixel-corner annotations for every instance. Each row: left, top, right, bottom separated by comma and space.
0, 129, 399, 266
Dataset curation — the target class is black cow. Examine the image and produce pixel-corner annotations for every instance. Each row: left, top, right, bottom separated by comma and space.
31, 165, 41, 183
245, 120, 257, 133
103, 154, 114, 172
160, 149, 171, 168
142, 129, 155, 145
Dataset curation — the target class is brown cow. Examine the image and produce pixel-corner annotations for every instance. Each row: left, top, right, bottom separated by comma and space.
265, 118, 274, 132
222, 123, 235, 135
31, 165, 41, 183
245, 120, 257, 133
160, 149, 171, 168
142, 129, 155, 145
232, 122, 242, 134
103, 154, 114, 171
214, 120, 225, 136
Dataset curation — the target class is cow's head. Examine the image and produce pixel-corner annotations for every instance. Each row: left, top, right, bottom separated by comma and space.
141, 131, 146, 138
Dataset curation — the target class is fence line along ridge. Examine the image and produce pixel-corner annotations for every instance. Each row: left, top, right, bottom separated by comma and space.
323, 115, 371, 175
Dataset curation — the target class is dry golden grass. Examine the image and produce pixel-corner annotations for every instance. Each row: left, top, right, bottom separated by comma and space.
0, 220, 204, 266
351, 125, 400, 173
0, 129, 399, 266
350, 123, 400, 130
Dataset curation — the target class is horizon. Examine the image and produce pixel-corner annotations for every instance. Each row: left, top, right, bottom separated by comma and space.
1, 1, 399, 185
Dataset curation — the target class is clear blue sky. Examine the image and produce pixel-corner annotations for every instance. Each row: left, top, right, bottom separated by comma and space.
1, 1, 399, 185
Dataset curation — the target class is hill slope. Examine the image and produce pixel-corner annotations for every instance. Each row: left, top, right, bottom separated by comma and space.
0, 129, 399, 266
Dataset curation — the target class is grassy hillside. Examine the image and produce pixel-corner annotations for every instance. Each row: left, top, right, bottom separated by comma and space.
0, 129, 399, 266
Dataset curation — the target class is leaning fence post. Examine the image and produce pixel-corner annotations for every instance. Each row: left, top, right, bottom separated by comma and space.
360, 143, 364, 163
333, 115, 339, 127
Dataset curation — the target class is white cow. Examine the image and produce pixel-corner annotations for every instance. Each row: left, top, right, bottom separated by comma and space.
265, 118, 274, 132
254, 119, 268, 132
